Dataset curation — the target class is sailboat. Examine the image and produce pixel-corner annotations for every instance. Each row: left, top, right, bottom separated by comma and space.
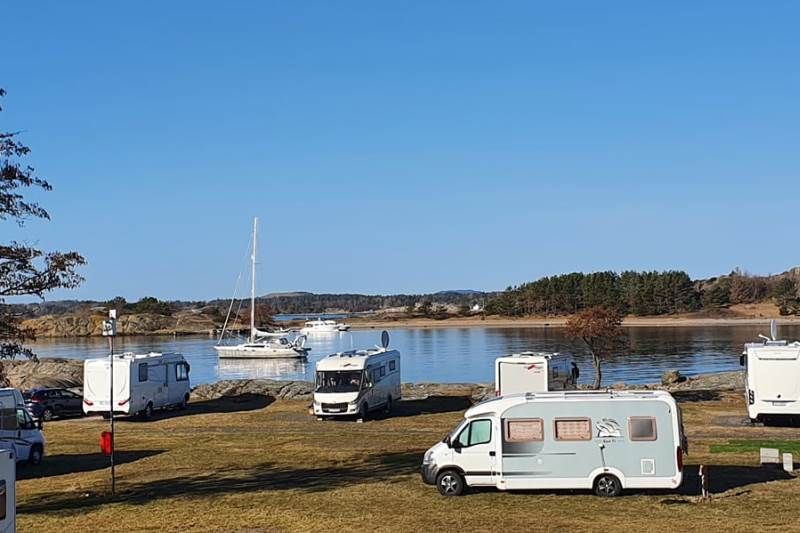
214, 218, 310, 359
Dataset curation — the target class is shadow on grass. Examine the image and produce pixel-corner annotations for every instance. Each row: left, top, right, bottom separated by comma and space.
677, 464, 793, 495
118, 394, 274, 423
374, 396, 472, 419
18, 450, 165, 480
672, 389, 721, 402
18, 450, 422, 515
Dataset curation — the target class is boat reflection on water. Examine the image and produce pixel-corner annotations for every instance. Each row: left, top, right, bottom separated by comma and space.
218, 357, 311, 381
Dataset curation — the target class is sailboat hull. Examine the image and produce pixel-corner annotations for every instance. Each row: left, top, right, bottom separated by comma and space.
214, 345, 308, 359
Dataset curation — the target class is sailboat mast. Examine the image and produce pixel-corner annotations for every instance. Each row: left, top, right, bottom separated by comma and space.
250, 217, 258, 343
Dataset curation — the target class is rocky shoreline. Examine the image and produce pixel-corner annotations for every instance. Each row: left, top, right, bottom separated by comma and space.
2, 358, 744, 401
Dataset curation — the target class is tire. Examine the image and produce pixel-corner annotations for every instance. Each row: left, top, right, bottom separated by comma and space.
141, 402, 154, 420
180, 394, 189, 410
28, 444, 43, 466
101, 412, 111, 420
42, 408, 54, 422
436, 469, 465, 496
385, 396, 393, 413
358, 403, 368, 422
594, 474, 622, 497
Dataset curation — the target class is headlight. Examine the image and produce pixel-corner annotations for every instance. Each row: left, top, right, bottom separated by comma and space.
423, 449, 434, 464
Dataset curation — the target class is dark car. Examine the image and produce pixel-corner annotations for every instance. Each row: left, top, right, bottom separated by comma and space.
24, 388, 84, 421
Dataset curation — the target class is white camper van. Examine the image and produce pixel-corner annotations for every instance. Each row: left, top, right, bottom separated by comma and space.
83, 352, 191, 418
495, 352, 577, 396
313, 333, 400, 420
741, 321, 800, 424
0, 449, 15, 532
0, 389, 45, 465
422, 390, 687, 497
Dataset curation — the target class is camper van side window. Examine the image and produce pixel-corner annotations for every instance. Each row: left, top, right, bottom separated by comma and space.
628, 417, 657, 441
505, 419, 544, 442
469, 420, 492, 446
138, 363, 148, 382
379, 366, 386, 378
554, 418, 591, 441
0, 480, 5, 520
176, 363, 189, 382
389, 361, 396, 372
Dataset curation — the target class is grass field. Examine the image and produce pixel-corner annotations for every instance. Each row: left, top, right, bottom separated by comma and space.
15, 390, 800, 532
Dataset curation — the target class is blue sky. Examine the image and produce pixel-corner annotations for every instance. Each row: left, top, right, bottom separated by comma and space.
3, 1, 799, 301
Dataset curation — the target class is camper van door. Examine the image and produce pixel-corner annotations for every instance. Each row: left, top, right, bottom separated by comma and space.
452, 418, 497, 486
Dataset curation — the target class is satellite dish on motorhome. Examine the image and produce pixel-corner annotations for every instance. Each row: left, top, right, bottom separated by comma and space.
381, 330, 390, 349
770, 319, 778, 341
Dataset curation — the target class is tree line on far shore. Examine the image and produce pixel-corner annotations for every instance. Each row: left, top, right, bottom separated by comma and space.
485, 269, 800, 317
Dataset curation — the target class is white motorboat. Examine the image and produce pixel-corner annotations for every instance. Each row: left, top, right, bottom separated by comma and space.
215, 218, 310, 359
300, 318, 351, 334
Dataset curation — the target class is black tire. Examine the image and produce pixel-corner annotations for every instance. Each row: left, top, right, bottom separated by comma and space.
436, 469, 465, 496
594, 474, 622, 497
28, 444, 43, 466
385, 396, 393, 413
358, 403, 368, 422
42, 408, 54, 422
141, 402, 154, 420
180, 394, 189, 410
101, 412, 111, 420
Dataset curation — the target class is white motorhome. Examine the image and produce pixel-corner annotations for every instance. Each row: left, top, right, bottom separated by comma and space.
495, 352, 577, 396
422, 390, 687, 497
83, 352, 191, 419
741, 321, 800, 424
0, 389, 45, 465
0, 449, 15, 532
313, 334, 400, 420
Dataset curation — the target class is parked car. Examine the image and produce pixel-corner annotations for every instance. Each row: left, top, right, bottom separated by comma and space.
24, 388, 84, 421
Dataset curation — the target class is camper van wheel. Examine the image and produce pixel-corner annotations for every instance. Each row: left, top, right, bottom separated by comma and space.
436, 470, 465, 496
28, 444, 43, 466
141, 403, 154, 420
593, 474, 622, 497
385, 396, 393, 413
180, 394, 189, 410
42, 408, 54, 422
357, 403, 368, 423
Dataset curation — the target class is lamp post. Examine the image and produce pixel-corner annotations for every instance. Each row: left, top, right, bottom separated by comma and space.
101, 309, 117, 494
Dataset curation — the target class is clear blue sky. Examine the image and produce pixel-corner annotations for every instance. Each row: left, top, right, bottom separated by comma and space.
3, 1, 799, 301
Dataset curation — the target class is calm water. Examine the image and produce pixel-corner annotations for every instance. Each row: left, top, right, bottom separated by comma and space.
28, 325, 800, 387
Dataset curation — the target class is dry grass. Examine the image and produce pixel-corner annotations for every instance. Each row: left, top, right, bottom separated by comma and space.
16, 391, 800, 532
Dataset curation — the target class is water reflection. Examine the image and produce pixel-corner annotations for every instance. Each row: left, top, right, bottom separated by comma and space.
27, 324, 800, 387
218, 358, 310, 381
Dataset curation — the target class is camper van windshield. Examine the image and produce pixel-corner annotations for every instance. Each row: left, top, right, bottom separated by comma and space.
316, 371, 363, 393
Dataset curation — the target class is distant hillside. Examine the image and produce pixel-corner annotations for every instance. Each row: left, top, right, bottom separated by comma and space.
486, 267, 800, 317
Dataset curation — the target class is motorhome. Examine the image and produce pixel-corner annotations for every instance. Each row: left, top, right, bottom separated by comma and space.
0, 449, 15, 532
741, 321, 800, 424
313, 333, 400, 420
421, 390, 687, 497
83, 352, 191, 418
0, 390, 44, 465
495, 352, 577, 395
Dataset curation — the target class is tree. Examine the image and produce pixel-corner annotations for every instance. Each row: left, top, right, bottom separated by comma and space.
1, 89, 86, 366
132, 296, 171, 315
565, 306, 628, 389
418, 300, 432, 317
457, 303, 471, 316
405, 302, 416, 316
